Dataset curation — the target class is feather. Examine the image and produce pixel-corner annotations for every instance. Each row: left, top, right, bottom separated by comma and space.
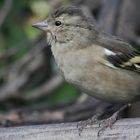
97, 33, 140, 73
105, 50, 140, 73
104, 49, 116, 56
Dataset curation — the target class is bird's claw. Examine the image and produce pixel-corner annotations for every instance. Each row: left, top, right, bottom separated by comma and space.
98, 112, 118, 136
77, 114, 100, 136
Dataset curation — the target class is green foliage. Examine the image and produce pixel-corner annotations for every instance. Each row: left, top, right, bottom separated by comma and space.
47, 83, 80, 105
24, 82, 80, 107
1, 0, 33, 49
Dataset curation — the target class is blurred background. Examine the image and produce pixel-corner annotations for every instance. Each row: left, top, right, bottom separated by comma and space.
0, 0, 140, 127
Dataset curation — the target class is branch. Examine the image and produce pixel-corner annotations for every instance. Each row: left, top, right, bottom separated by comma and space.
0, 118, 140, 139
0, 36, 49, 101
22, 75, 64, 101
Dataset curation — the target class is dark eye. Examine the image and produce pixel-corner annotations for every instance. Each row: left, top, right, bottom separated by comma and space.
55, 21, 62, 26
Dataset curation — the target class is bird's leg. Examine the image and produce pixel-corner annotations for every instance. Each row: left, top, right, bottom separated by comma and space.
77, 104, 130, 136
98, 104, 130, 136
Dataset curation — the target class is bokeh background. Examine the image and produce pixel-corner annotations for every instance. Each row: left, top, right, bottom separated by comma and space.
0, 0, 140, 126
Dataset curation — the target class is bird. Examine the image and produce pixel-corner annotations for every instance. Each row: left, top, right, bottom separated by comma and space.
32, 5, 140, 133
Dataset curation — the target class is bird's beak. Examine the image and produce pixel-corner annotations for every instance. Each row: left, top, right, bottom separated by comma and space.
32, 20, 48, 31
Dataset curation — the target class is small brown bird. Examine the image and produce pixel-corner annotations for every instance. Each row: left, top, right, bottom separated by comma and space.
32, 5, 140, 130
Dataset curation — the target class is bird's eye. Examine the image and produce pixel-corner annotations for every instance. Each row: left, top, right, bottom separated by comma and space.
55, 21, 62, 26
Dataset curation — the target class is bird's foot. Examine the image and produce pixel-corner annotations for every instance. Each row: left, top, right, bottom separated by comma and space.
98, 111, 119, 136
77, 104, 130, 136
77, 113, 101, 135
98, 104, 129, 136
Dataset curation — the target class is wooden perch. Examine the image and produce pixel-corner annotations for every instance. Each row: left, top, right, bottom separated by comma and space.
0, 118, 140, 140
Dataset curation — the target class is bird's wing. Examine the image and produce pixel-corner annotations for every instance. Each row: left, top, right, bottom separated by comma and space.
97, 32, 140, 73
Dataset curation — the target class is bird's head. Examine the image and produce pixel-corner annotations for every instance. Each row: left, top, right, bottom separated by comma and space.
32, 6, 97, 47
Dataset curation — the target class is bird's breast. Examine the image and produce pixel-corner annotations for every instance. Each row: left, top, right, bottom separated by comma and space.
51, 44, 140, 103
52, 44, 101, 82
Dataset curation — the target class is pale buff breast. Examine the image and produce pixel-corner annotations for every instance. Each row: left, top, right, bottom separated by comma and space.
51, 44, 140, 103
